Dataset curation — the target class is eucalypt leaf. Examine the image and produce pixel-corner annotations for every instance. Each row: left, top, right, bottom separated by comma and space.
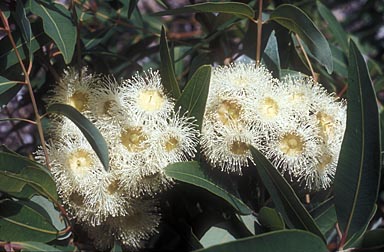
46, 103, 110, 171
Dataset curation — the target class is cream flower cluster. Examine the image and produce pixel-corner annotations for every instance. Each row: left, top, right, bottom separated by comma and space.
201, 62, 346, 191
38, 67, 198, 250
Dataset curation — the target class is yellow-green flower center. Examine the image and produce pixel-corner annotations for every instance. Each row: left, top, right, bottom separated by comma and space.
69, 192, 85, 206
217, 100, 242, 125
164, 137, 180, 152
137, 90, 164, 112
68, 91, 89, 112
258, 97, 279, 119
107, 180, 120, 194
229, 140, 248, 155
121, 127, 148, 152
102, 100, 116, 116
280, 133, 304, 156
67, 149, 93, 176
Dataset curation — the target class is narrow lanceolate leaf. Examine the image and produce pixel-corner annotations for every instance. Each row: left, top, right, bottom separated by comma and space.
28, 0, 77, 63
262, 31, 281, 78
13, 1, 32, 58
0, 200, 58, 242
175, 65, 211, 131
194, 229, 327, 252
334, 41, 381, 244
270, 4, 333, 73
153, 2, 255, 20
160, 26, 181, 99
317, 1, 349, 52
127, 0, 139, 19
250, 146, 325, 241
0, 76, 21, 106
164, 161, 252, 215
47, 103, 110, 171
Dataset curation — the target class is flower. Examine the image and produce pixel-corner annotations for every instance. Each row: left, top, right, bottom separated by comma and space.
47, 67, 101, 113
121, 69, 174, 121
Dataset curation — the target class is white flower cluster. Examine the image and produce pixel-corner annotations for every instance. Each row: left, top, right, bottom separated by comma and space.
38, 67, 199, 250
201, 62, 346, 191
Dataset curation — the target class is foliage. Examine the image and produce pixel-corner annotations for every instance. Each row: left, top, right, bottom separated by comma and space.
0, 0, 383, 251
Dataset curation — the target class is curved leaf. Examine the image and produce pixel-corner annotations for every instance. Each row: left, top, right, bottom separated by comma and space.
194, 229, 327, 252
164, 161, 252, 215
13, 1, 32, 58
0, 200, 58, 242
262, 31, 281, 78
270, 4, 333, 73
250, 146, 325, 241
334, 40, 381, 245
47, 103, 109, 171
28, 0, 76, 64
160, 26, 181, 99
153, 2, 254, 20
175, 65, 211, 131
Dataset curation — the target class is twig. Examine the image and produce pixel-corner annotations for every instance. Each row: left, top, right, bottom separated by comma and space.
0, 117, 37, 124
295, 34, 317, 81
256, 0, 263, 66
0, 12, 50, 168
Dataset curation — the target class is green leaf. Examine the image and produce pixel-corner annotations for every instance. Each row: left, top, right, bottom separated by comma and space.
13, 1, 32, 59
47, 103, 109, 171
0, 29, 50, 72
317, 1, 349, 52
330, 44, 348, 77
262, 31, 281, 78
164, 161, 252, 215
258, 207, 285, 231
12, 241, 64, 252
127, 0, 138, 19
270, 4, 333, 73
175, 65, 211, 131
153, 2, 254, 20
359, 229, 384, 252
0, 76, 21, 106
160, 26, 181, 99
314, 205, 336, 236
249, 146, 325, 241
28, 0, 77, 64
0, 199, 58, 242
0, 151, 58, 201
194, 229, 327, 252
334, 40, 381, 244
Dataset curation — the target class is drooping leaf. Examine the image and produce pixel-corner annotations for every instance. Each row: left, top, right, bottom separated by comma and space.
317, 1, 349, 52
153, 2, 254, 20
47, 103, 109, 171
194, 229, 327, 252
127, 0, 138, 19
270, 4, 333, 73
13, 1, 32, 58
0, 199, 58, 242
334, 40, 381, 244
175, 65, 211, 131
164, 161, 252, 215
0, 76, 21, 106
28, 0, 77, 64
249, 146, 325, 241
330, 44, 348, 77
262, 31, 281, 78
258, 207, 285, 231
160, 26, 181, 99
